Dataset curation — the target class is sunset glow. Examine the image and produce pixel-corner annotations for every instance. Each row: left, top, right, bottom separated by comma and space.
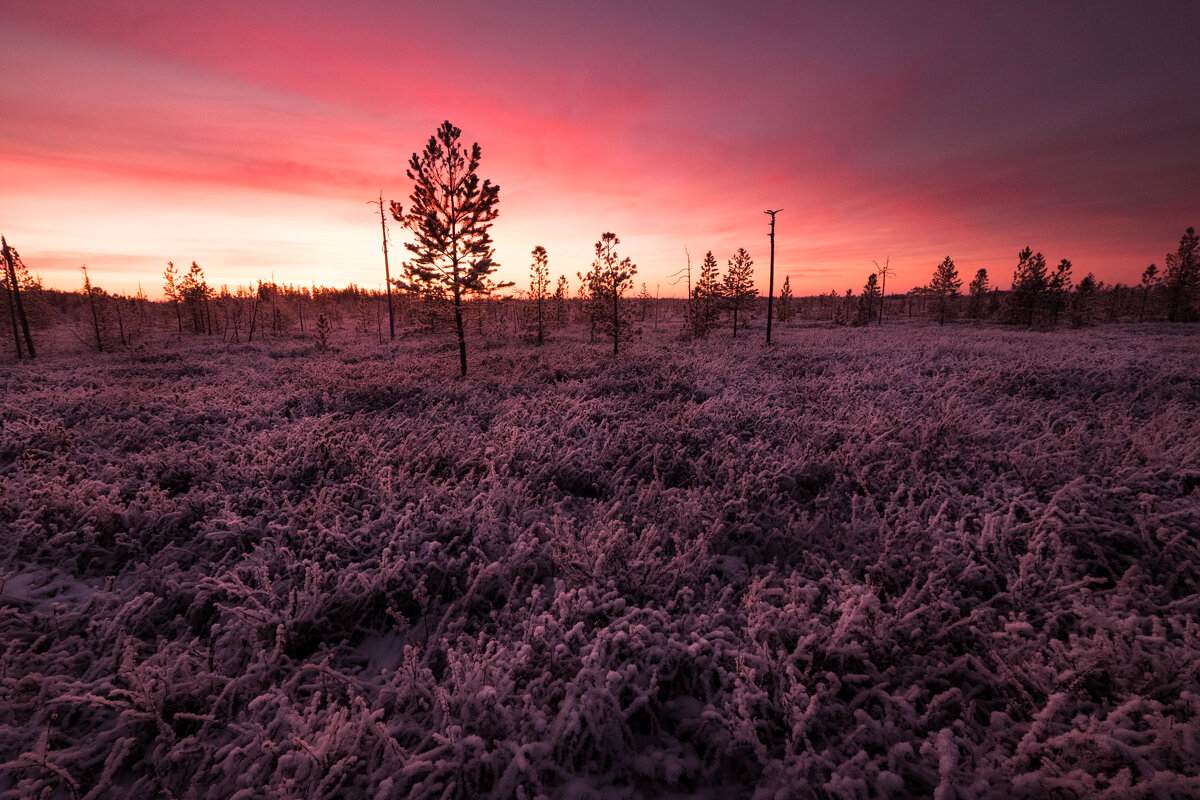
3, 1, 1198, 297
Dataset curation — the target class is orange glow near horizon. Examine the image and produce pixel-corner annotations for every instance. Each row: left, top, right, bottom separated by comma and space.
2, 2, 1197, 300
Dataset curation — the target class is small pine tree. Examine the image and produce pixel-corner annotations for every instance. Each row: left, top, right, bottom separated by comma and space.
529, 245, 550, 345
553, 274, 569, 325
315, 313, 333, 351
928, 256, 962, 325
777, 275, 794, 322
967, 268, 990, 320
1047, 258, 1073, 325
690, 251, 722, 337
1009, 247, 1048, 325
81, 265, 105, 352
163, 261, 183, 333
591, 232, 637, 355
1163, 226, 1199, 322
722, 247, 755, 337
1070, 273, 1097, 327
855, 273, 881, 325
1138, 264, 1159, 322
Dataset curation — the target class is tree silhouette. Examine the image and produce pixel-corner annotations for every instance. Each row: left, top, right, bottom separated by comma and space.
1047, 259, 1073, 326
163, 261, 183, 333
967, 268, 990, 320
390, 121, 502, 375
1009, 247, 1048, 325
874, 258, 893, 326
1, 237, 35, 359
1163, 226, 1199, 322
81, 265, 104, 352
529, 245, 549, 345
690, 251, 722, 337
1138, 264, 1159, 322
591, 232, 637, 355
856, 273, 881, 325
722, 248, 755, 338
777, 275, 794, 322
1070, 273, 1098, 327
928, 256, 961, 325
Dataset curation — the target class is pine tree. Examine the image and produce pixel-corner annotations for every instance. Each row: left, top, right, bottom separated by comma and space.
928, 256, 962, 325
1, 237, 36, 359
81, 265, 104, 352
162, 261, 183, 333
690, 250, 722, 337
855, 273, 880, 325
529, 245, 549, 345
1047, 258, 1073, 326
1138, 263, 1159, 322
553, 274, 569, 325
1070, 273, 1098, 327
178, 261, 210, 335
777, 275, 794, 322
591, 232, 637, 355
967, 268, 990, 320
1163, 226, 1199, 322
1009, 247, 1048, 325
390, 121, 502, 376
722, 247, 755, 337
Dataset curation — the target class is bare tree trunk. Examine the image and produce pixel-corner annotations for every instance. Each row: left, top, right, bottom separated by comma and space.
5, 281, 23, 359
612, 278, 620, 356
3, 246, 34, 357
83, 271, 103, 353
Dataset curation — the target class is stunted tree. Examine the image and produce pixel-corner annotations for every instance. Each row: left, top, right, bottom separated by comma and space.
1070, 273, 1098, 327
390, 121, 502, 376
967, 268, 990, 320
591, 232, 637, 355
777, 275, 794, 322
1047, 258, 1073, 326
855, 273, 881, 325
689, 250, 722, 337
928, 256, 961, 325
163, 261, 183, 333
553, 274, 569, 325
81, 265, 104, 352
722, 247, 755, 337
1163, 226, 1199, 322
1138, 264, 1159, 322
2, 236, 36, 359
874, 258, 893, 325
1009, 247, 1048, 325
529, 245, 549, 345
178, 261, 211, 335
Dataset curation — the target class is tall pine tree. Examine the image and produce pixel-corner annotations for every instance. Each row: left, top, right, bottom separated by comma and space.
390, 121, 502, 375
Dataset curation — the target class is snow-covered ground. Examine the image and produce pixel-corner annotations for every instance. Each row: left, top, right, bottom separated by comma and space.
2, 321, 1197, 798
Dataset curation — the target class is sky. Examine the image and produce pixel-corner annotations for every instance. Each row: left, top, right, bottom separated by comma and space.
3, 0, 1198, 298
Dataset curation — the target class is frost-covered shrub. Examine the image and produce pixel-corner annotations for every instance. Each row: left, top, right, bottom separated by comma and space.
0, 323, 1197, 798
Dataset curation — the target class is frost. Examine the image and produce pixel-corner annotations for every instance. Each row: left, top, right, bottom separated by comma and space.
1, 323, 1197, 797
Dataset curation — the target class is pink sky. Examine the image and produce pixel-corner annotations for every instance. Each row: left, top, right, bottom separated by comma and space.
3, 1, 1198, 298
